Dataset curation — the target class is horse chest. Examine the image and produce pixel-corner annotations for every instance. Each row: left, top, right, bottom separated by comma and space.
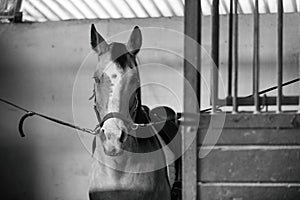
89, 162, 170, 200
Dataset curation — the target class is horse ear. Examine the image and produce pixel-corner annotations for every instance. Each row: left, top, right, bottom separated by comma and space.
127, 26, 142, 55
90, 24, 109, 54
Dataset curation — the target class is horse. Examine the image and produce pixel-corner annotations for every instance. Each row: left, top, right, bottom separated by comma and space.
88, 24, 181, 200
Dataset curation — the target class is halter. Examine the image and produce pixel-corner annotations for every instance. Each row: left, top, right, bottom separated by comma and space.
92, 81, 140, 131
92, 96, 175, 135
96, 111, 137, 131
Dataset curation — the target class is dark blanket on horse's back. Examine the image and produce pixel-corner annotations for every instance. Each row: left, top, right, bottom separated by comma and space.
133, 105, 181, 154
147, 106, 182, 200
133, 105, 182, 200
143, 106, 181, 155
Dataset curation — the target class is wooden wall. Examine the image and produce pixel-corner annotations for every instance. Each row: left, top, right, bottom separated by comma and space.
198, 113, 300, 200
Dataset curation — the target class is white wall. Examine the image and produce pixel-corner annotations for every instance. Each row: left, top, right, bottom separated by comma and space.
0, 14, 299, 199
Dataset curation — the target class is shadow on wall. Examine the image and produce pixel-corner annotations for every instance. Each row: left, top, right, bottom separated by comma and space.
0, 23, 92, 199
0, 40, 37, 199
0, 145, 37, 199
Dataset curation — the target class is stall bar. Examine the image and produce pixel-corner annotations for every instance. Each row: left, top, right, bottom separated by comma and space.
253, 0, 260, 113
211, 0, 219, 113
277, 0, 283, 113
232, 0, 239, 113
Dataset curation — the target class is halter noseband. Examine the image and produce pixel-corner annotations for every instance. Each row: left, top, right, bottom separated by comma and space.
93, 92, 140, 132
99, 112, 134, 128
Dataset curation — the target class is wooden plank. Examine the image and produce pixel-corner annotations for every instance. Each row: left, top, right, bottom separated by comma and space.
183, 0, 201, 199
198, 113, 300, 129
199, 184, 300, 200
217, 96, 299, 106
198, 148, 300, 182
198, 129, 300, 145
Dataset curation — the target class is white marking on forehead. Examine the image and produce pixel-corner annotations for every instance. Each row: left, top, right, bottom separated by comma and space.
103, 62, 122, 86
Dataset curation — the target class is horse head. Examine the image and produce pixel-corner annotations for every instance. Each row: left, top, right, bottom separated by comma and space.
90, 24, 142, 156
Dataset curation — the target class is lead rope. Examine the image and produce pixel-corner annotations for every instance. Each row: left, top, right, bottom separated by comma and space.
0, 98, 98, 137
0, 97, 178, 138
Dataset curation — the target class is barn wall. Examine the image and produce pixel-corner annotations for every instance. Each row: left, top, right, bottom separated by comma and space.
0, 14, 299, 199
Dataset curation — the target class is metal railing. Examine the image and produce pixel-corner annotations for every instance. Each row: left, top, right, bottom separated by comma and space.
0, 0, 22, 22
210, 0, 299, 113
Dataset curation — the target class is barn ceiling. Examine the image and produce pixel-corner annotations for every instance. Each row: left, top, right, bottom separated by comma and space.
2, 0, 300, 22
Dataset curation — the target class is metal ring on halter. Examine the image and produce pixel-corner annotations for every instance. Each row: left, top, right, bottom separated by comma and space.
131, 123, 139, 130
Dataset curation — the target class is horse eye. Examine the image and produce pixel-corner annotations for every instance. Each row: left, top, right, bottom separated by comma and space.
94, 77, 100, 84
119, 130, 127, 143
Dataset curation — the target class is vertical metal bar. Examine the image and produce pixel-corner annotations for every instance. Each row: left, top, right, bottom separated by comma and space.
13, 0, 23, 22
277, 0, 283, 113
233, 0, 239, 113
183, 0, 201, 199
228, 0, 233, 98
211, 0, 219, 113
299, 53, 300, 113
253, 0, 260, 113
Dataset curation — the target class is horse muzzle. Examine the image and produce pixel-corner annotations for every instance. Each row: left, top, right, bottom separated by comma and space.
103, 145, 124, 156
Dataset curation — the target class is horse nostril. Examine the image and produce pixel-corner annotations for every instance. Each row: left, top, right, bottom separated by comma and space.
111, 148, 117, 154
119, 130, 127, 143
